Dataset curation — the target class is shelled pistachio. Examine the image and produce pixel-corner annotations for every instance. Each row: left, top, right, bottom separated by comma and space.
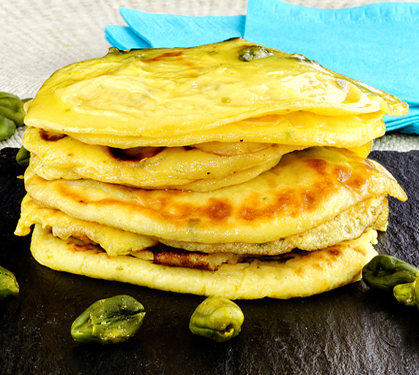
362, 255, 419, 293
393, 280, 417, 307
16, 146, 30, 167
0, 265, 19, 301
0, 92, 28, 141
71, 295, 145, 344
189, 296, 244, 342
363, 255, 419, 313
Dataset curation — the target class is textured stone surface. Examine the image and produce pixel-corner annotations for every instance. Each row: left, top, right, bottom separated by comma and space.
1, 147, 419, 375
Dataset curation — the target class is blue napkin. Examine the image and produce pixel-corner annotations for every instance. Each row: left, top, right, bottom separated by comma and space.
116, 8, 245, 48
244, 0, 419, 134
105, 1, 419, 134
105, 25, 151, 50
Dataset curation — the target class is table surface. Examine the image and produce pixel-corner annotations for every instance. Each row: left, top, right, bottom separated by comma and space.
1, 147, 419, 375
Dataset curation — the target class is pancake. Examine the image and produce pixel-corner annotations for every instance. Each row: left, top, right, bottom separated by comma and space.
24, 127, 303, 191
159, 196, 389, 255
16, 38, 408, 300
29, 224, 379, 300
24, 38, 407, 145
15, 195, 157, 257
61, 111, 385, 149
24, 126, 373, 191
22, 147, 407, 245
15, 193, 387, 258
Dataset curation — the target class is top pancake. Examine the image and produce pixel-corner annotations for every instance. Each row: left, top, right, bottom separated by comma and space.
24, 38, 407, 146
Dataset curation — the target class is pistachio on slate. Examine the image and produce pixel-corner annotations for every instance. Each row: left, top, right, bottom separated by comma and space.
189, 296, 244, 342
16, 146, 30, 167
393, 280, 417, 307
71, 295, 145, 344
362, 255, 419, 293
363, 255, 419, 312
0, 265, 19, 301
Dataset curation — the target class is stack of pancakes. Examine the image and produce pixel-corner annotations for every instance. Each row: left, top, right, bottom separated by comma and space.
15, 38, 408, 299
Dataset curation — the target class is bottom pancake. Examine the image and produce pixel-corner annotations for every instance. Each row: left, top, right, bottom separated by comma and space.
30, 225, 378, 300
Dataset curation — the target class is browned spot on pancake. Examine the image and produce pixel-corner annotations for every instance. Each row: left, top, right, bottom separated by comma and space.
304, 158, 329, 176
294, 266, 304, 276
70, 233, 95, 244
302, 189, 319, 211
327, 249, 341, 257
304, 156, 371, 190
154, 245, 212, 270
109, 146, 164, 162
240, 189, 297, 221
352, 245, 367, 257
140, 195, 233, 223
347, 175, 368, 191
143, 51, 200, 71
310, 248, 342, 270
144, 51, 183, 62
68, 241, 100, 254
238, 182, 335, 222
206, 198, 232, 221
55, 184, 90, 208
39, 129, 67, 142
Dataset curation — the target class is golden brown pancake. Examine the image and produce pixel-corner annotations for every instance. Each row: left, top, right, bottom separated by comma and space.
15, 193, 387, 258
22, 147, 406, 245
24, 127, 303, 191
16, 39, 408, 300
15, 195, 158, 257
29, 225, 379, 300
24, 125, 375, 191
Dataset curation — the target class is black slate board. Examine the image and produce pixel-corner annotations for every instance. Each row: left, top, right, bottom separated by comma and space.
1, 147, 419, 375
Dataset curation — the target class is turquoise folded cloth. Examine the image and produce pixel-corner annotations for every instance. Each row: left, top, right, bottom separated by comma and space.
111, 8, 245, 48
245, 0, 419, 134
105, 1, 419, 134
105, 25, 150, 50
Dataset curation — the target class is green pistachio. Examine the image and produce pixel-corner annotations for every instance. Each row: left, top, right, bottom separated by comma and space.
0, 92, 26, 127
189, 296, 244, 342
393, 281, 417, 307
71, 295, 145, 344
16, 146, 30, 167
238, 45, 273, 62
0, 91, 29, 141
414, 278, 419, 310
362, 255, 419, 293
0, 115, 16, 141
0, 265, 19, 301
